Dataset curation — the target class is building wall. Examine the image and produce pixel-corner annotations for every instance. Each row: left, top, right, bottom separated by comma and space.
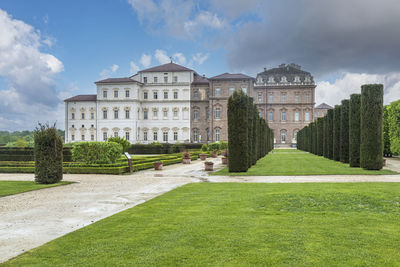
190, 83, 210, 143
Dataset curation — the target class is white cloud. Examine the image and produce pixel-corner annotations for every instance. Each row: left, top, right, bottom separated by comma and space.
316, 72, 400, 107
139, 53, 151, 67
173, 52, 186, 65
0, 9, 64, 131
184, 11, 225, 33
155, 49, 170, 64
130, 61, 140, 74
192, 52, 209, 65
99, 64, 119, 78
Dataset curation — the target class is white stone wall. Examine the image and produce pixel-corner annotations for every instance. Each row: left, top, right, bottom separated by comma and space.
65, 101, 97, 143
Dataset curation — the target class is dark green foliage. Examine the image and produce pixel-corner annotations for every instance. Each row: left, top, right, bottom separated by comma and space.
360, 84, 383, 170
247, 97, 254, 168
323, 117, 328, 158
107, 136, 131, 152
327, 109, 334, 159
333, 105, 341, 161
317, 118, 324, 156
252, 106, 258, 165
383, 106, 391, 156
340, 99, 350, 163
349, 94, 361, 167
312, 122, 317, 155
387, 100, 400, 155
34, 123, 63, 184
228, 91, 249, 172
72, 142, 123, 164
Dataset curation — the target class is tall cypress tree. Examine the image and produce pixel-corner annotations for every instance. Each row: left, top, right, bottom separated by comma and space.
327, 109, 334, 159
247, 97, 254, 168
349, 94, 361, 167
323, 116, 328, 158
317, 118, 324, 156
340, 99, 350, 163
333, 105, 342, 161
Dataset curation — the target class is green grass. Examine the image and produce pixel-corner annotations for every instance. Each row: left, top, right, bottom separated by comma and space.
0, 181, 72, 197
213, 149, 396, 176
4, 183, 400, 266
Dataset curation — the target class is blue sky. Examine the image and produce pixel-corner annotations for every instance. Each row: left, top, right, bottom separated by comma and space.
1, 0, 400, 131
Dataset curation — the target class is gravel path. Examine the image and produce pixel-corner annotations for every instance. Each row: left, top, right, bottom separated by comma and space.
1, 156, 399, 262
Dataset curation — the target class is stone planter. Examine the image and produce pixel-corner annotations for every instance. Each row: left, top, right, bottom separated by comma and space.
222, 157, 228, 165
211, 152, 218, 158
154, 162, 163, 170
182, 158, 191, 164
200, 154, 207, 160
204, 162, 214, 171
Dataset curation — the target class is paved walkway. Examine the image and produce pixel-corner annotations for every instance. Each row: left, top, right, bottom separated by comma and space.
1, 156, 400, 262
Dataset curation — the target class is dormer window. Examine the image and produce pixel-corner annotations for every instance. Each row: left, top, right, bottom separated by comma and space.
257, 77, 262, 84
268, 76, 274, 83
294, 76, 300, 82
305, 76, 311, 83
281, 76, 287, 83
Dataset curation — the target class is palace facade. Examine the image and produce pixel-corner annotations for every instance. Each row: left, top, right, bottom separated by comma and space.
65, 62, 322, 145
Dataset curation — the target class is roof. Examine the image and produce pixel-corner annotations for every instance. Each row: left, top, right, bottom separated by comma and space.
64, 95, 97, 102
192, 73, 209, 84
315, 103, 333, 109
209, 72, 254, 80
256, 63, 314, 83
95, 77, 136, 84
138, 62, 193, 73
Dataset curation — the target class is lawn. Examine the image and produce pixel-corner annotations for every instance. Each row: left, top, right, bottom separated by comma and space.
0, 181, 71, 197
4, 183, 400, 266
213, 149, 396, 176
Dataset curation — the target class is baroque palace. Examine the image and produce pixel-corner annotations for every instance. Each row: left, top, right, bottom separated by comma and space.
65, 62, 332, 145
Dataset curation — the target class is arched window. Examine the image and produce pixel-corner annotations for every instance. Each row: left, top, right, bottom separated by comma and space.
294, 130, 299, 141
280, 130, 287, 143
215, 129, 221, 141
193, 109, 199, 120
193, 129, 199, 142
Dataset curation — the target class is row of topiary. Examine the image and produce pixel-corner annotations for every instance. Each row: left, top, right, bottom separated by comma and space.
297, 84, 384, 170
228, 90, 274, 172
383, 100, 400, 156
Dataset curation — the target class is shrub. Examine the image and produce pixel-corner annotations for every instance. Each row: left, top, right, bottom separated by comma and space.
317, 118, 324, 156
327, 109, 334, 159
108, 136, 131, 152
72, 142, 123, 164
349, 94, 361, 167
323, 117, 328, 158
34, 123, 63, 184
388, 100, 400, 155
333, 105, 341, 161
219, 141, 228, 151
208, 142, 220, 152
201, 144, 208, 152
340, 99, 350, 163
360, 84, 383, 170
383, 105, 391, 156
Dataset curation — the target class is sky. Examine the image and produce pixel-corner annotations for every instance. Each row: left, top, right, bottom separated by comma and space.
1, 0, 400, 131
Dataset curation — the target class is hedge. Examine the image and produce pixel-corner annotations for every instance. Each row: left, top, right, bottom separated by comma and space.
340, 99, 350, 163
72, 142, 123, 164
383, 105, 392, 156
317, 118, 324, 156
247, 97, 254, 168
0, 147, 72, 162
360, 84, 383, 170
333, 105, 341, 161
323, 117, 328, 158
128, 143, 202, 154
327, 109, 334, 160
349, 94, 361, 167
387, 100, 400, 155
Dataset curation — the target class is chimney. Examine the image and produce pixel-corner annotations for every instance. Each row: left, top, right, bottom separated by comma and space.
202, 74, 205, 77
264, 67, 267, 72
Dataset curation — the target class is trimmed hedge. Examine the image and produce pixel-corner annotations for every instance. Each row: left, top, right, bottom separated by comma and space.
0, 147, 72, 162
360, 84, 383, 170
340, 99, 350, 163
327, 109, 334, 160
323, 117, 328, 158
72, 142, 123, 164
128, 143, 202, 154
383, 105, 392, 156
317, 118, 324, 156
333, 105, 341, 161
387, 100, 400, 155
349, 94, 361, 167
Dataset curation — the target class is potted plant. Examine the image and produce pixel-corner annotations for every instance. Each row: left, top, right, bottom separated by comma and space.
221, 149, 228, 157
199, 153, 207, 160
204, 161, 214, 171
211, 149, 218, 158
182, 151, 191, 164
154, 161, 163, 170
221, 150, 228, 165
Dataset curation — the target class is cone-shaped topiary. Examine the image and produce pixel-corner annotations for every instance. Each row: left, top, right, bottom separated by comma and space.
360, 84, 383, 170
340, 99, 350, 163
349, 94, 361, 167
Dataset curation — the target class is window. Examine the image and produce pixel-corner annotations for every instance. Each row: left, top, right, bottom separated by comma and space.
91, 113, 94, 120
174, 91, 178, 99
125, 132, 130, 141
173, 76, 178, 82
70, 134, 74, 141
114, 132, 118, 137
154, 77, 158, 83
193, 129, 199, 142
306, 93, 310, 103
71, 113, 75, 120
153, 110, 158, 118
81, 135, 85, 141
153, 131, 158, 141
193, 109, 199, 120
103, 110, 107, 119
114, 110, 118, 119
72, 124, 75, 128
295, 112, 299, 122
163, 132, 168, 142
125, 90, 130, 98
103, 132, 107, 141
281, 93, 286, 102
153, 91, 158, 99
294, 130, 298, 140
173, 110, 178, 118
229, 88, 235, 96
269, 93, 274, 103
207, 129, 210, 141
259, 111, 262, 117
281, 111, 286, 121
295, 93, 300, 103
143, 77, 147, 83
315, 111, 319, 117
91, 134, 94, 141
81, 113, 85, 120
164, 91, 168, 99
242, 87, 247, 94
114, 90, 118, 98
144, 92, 148, 99
144, 110, 148, 120
281, 130, 286, 143
163, 110, 168, 118
91, 124, 94, 128
215, 129, 220, 142
258, 92, 262, 102
81, 124, 84, 128
144, 131, 148, 141
215, 88, 221, 96
103, 90, 107, 98
125, 110, 130, 119
305, 111, 310, 121
194, 90, 199, 98
215, 107, 221, 119
164, 76, 168, 83
174, 131, 178, 141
